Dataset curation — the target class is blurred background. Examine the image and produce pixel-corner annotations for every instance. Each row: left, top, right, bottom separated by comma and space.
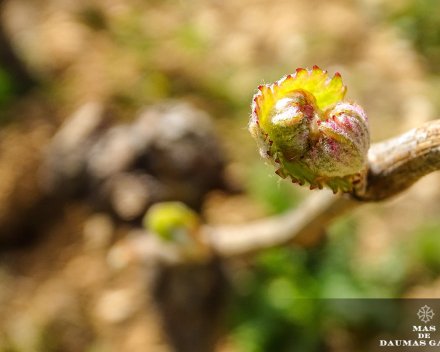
1, 0, 440, 351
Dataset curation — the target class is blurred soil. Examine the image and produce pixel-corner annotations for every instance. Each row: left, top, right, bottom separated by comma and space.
0, 0, 440, 351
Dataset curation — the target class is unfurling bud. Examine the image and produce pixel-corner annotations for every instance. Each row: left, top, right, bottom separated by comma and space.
249, 66, 370, 193
143, 202, 211, 262
143, 202, 201, 242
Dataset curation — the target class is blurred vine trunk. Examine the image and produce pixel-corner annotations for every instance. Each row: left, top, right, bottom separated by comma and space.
152, 258, 227, 352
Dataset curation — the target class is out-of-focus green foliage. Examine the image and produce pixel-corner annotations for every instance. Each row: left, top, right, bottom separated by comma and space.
246, 162, 304, 215
411, 219, 440, 276
388, 0, 440, 73
76, 6, 108, 31
228, 215, 406, 351
0, 66, 13, 107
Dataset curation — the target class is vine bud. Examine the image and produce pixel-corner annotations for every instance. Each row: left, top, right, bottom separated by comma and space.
249, 66, 370, 193
143, 202, 200, 242
143, 202, 211, 262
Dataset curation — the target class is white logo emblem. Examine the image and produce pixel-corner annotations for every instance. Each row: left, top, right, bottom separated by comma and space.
418, 305, 435, 323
